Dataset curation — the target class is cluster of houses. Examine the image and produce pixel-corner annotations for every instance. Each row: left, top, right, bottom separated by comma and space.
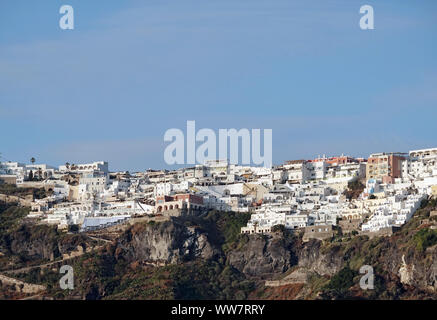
243, 148, 437, 238
0, 147, 436, 238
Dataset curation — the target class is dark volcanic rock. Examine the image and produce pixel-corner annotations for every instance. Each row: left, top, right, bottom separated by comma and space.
4, 225, 60, 260
114, 218, 218, 264
1, 224, 93, 263
227, 234, 294, 278
296, 240, 344, 276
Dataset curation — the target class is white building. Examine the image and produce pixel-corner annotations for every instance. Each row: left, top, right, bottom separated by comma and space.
59, 161, 109, 175
405, 147, 437, 180
0, 161, 26, 183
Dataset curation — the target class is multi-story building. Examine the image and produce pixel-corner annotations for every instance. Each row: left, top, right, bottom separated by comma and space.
306, 160, 327, 181
154, 181, 192, 196
155, 193, 204, 213
405, 147, 437, 179
366, 152, 406, 183
78, 172, 108, 201
26, 164, 56, 179
282, 156, 365, 185
0, 161, 26, 183
204, 159, 230, 177
59, 161, 109, 175
283, 160, 308, 184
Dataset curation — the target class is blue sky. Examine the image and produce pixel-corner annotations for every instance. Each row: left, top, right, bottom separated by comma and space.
0, 0, 436, 171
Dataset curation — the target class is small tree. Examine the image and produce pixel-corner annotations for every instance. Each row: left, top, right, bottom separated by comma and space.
30, 157, 36, 165
271, 224, 285, 233
68, 224, 80, 233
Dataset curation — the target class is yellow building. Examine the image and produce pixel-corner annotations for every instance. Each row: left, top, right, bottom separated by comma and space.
432, 185, 437, 197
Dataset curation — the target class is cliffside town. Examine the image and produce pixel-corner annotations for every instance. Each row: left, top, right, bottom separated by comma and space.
1, 147, 436, 239
1, 147, 437, 299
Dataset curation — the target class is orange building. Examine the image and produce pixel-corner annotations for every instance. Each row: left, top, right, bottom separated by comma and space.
366, 152, 406, 183
155, 193, 204, 212
309, 156, 364, 165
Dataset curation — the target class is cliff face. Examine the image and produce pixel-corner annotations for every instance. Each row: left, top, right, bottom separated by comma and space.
2, 225, 60, 261
9, 236, 58, 261
110, 216, 437, 297
114, 220, 296, 277
296, 240, 344, 276
1, 224, 91, 263
378, 242, 437, 293
225, 233, 346, 279
4, 202, 436, 300
227, 234, 295, 278
224, 228, 437, 298
114, 219, 218, 264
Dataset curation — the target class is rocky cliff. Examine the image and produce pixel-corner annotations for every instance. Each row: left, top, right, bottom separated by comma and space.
1, 223, 92, 264
3, 201, 437, 300
227, 234, 295, 278
114, 218, 218, 264
77, 203, 437, 299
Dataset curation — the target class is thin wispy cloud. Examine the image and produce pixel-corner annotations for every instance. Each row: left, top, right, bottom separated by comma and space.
0, 0, 436, 170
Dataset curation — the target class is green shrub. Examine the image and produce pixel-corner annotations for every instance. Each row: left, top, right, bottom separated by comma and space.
413, 228, 437, 252
271, 224, 285, 233
68, 224, 80, 232
202, 210, 251, 253
323, 266, 357, 298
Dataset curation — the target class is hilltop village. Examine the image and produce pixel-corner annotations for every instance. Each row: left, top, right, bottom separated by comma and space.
1, 147, 436, 240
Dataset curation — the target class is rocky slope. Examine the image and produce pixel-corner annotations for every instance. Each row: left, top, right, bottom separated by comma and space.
114, 219, 218, 264
2, 224, 93, 262
0, 202, 95, 271
227, 233, 295, 278
2, 200, 437, 300
105, 211, 437, 299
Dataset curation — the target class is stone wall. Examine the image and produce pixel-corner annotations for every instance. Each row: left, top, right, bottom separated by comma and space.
339, 219, 361, 234
360, 226, 400, 239
0, 175, 17, 185
302, 225, 333, 242
160, 207, 204, 218
265, 268, 308, 287
0, 193, 32, 206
